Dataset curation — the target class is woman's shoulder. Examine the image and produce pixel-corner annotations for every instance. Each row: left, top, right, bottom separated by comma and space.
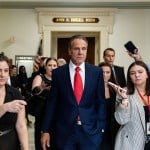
33, 74, 43, 81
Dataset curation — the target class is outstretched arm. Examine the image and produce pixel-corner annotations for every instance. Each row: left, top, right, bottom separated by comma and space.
127, 51, 142, 61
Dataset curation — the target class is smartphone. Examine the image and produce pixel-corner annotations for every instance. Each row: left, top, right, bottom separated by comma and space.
124, 41, 138, 54
108, 82, 127, 92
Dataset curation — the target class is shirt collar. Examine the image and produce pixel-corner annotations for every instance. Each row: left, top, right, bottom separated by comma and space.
69, 60, 85, 71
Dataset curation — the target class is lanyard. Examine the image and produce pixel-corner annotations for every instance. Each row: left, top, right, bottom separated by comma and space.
138, 90, 150, 115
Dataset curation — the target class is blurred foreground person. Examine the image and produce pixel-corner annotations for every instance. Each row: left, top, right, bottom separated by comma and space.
114, 61, 150, 150
0, 54, 28, 150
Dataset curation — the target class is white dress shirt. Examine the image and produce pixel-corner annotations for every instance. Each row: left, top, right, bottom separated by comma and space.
69, 60, 85, 90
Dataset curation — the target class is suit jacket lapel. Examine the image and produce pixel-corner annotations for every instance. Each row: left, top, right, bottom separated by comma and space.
79, 63, 91, 105
64, 64, 77, 105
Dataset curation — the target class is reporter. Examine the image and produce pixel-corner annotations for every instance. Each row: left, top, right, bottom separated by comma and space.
0, 54, 28, 150
114, 61, 150, 150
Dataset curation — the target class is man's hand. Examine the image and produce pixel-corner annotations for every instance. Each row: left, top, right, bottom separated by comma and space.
41, 133, 50, 150
127, 51, 142, 61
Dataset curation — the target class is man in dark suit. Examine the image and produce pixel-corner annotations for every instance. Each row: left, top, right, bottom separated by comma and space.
103, 48, 126, 87
41, 35, 106, 150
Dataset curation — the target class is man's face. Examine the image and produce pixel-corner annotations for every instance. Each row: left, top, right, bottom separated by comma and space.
103, 50, 115, 66
68, 39, 87, 66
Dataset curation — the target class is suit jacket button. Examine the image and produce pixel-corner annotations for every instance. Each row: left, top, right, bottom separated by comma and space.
126, 135, 128, 138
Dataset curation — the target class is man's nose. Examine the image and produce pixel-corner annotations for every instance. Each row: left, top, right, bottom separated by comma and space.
78, 49, 83, 53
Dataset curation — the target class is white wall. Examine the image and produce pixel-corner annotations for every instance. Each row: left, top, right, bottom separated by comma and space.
0, 8, 150, 75
0, 9, 41, 65
109, 9, 150, 75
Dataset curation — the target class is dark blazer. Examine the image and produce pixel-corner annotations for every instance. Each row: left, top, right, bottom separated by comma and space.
113, 65, 126, 87
42, 63, 106, 147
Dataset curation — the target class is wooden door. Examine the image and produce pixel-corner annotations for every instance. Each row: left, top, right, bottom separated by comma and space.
57, 37, 95, 64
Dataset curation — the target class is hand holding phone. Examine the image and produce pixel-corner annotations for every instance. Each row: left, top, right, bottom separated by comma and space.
108, 82, 128, 107
108, 82, 127, 92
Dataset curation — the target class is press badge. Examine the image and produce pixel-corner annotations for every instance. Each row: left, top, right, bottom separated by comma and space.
146, 122, 150, 135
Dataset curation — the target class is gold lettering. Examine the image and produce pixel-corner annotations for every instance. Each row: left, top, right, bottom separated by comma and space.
85, 18, 96, 23
53, 17, 99, 23
66, 18, 70, 22
71, 18, 84, 22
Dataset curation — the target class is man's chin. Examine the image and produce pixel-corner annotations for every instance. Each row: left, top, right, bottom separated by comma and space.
109, 62, 113, 66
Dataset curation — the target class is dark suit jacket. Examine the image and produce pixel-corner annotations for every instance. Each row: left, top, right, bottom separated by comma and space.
113, 65, 126, 88
42, 63, 106, 147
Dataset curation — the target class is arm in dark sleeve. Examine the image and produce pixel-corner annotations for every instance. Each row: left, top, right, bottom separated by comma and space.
41, 75, 58, 132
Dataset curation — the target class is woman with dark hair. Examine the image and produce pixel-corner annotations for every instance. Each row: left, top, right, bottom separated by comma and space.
17, 65, 32, 126
32, 57, 57, 150
99, 62, 120, 150
0, 54, 28, 149
17, 65, 28, 97
114, 61, 150, 150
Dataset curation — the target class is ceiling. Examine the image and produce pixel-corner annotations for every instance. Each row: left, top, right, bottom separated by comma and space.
1, 1, 150, 9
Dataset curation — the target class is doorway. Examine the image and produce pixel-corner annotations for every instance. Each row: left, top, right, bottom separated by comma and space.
57, 37, 95, 64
